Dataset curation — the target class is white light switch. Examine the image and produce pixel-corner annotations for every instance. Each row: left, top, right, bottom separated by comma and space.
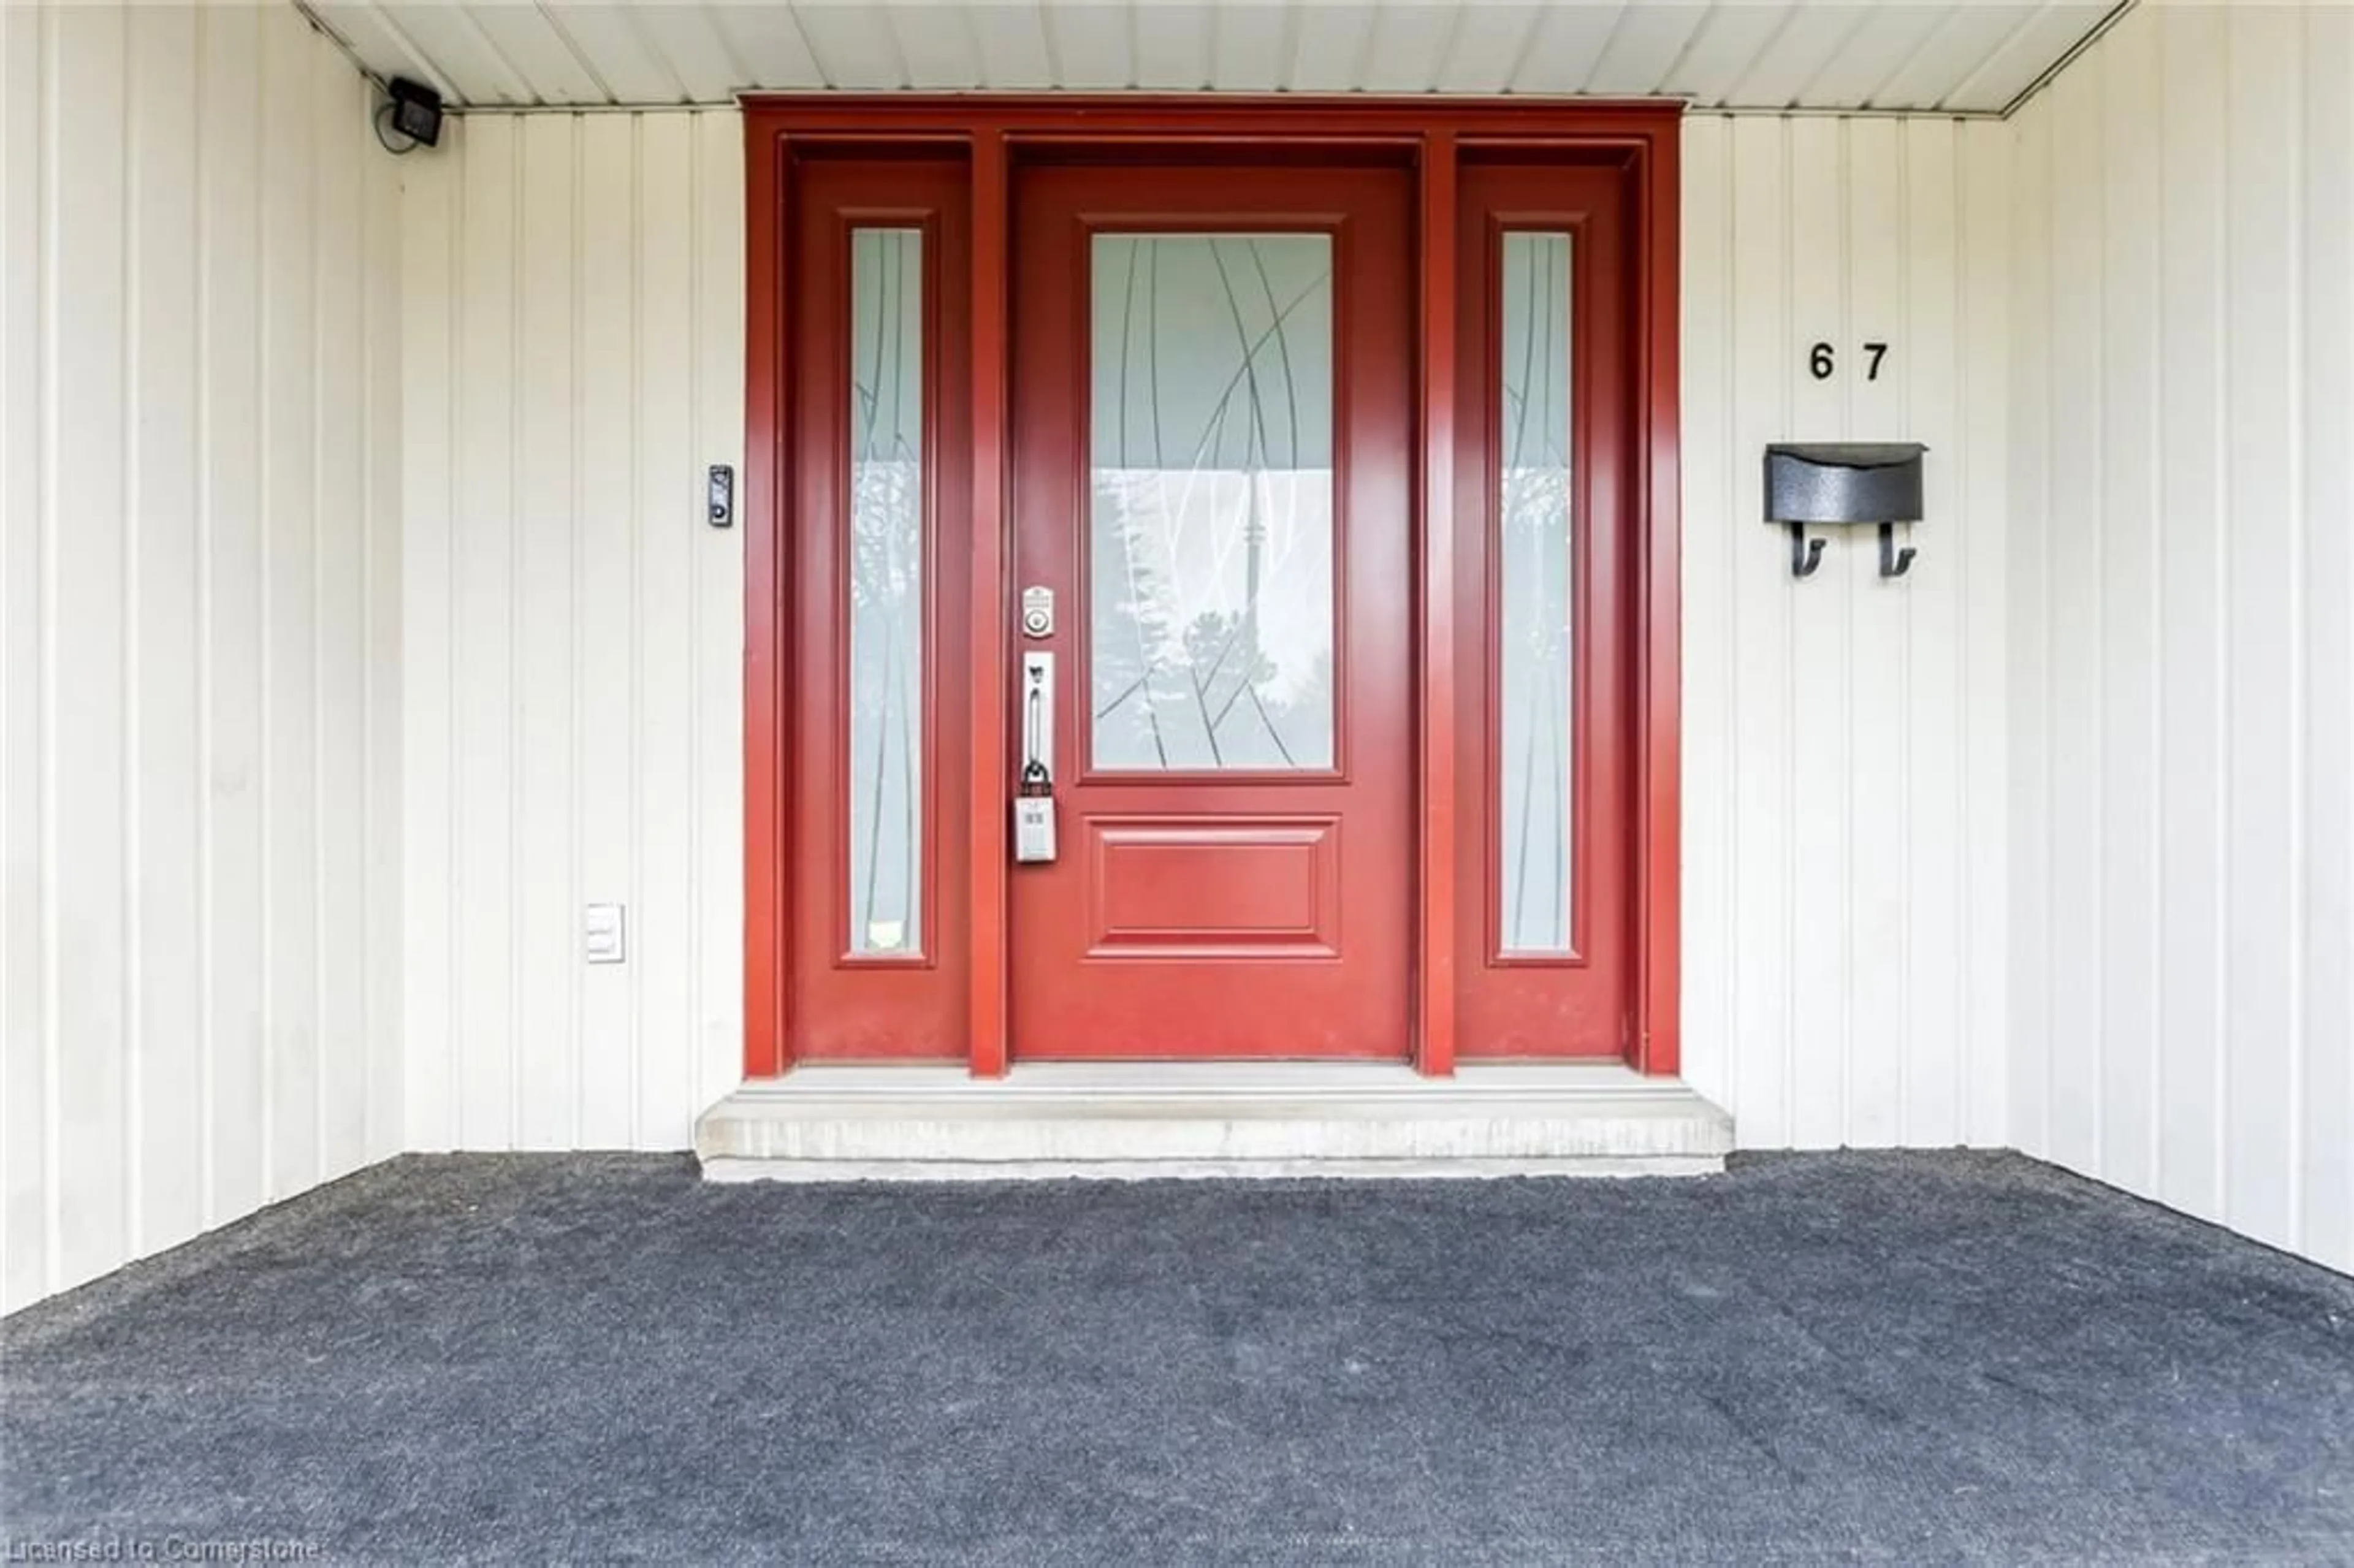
584, 903, 626, 964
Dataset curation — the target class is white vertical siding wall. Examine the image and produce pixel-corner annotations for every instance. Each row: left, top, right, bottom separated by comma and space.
1680, 115, 2012, 1150
1, 2, 403, 1313
396, 106, 2013, 1157
2008, 2, 2354, 1274
398, 112, 744, 1151
395, 106, 2014, 1155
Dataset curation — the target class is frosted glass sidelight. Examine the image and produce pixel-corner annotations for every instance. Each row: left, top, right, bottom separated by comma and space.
1499, 232, 1574, 954
848, 229, 923, 955
1088, 234, 1335, 771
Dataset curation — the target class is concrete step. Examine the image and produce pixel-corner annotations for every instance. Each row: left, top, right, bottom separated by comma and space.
695, 1061, 1732, 1181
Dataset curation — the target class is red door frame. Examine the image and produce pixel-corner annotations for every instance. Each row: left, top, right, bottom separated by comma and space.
742, 97, 1682, 1081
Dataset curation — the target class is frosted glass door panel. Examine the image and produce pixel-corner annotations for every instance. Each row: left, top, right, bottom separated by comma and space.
848, 228, 923, 955
1498, 232, 1573, 954
1088, 234, 1335, 771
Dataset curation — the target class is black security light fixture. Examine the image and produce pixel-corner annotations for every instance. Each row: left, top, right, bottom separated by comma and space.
375, 77, 444, 154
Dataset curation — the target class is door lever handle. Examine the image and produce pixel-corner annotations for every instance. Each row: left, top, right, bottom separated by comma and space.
1020, 652, 1055, 782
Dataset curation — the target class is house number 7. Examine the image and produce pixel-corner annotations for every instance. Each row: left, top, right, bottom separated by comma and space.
1808, 342, 1891, 381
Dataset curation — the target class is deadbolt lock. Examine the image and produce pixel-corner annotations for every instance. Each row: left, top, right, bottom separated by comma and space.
1021, 585, 1054, 638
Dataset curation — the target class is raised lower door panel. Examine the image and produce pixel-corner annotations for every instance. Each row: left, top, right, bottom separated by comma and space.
1085, 816, 1342, 959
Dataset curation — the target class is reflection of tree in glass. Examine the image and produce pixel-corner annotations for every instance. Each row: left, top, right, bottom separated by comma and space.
1184, 608, 1287, 766
1091, 481, 1173, 767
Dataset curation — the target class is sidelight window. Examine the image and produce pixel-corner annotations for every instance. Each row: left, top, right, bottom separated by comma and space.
847, 227, 924, 955
1497, 231, 1574, 955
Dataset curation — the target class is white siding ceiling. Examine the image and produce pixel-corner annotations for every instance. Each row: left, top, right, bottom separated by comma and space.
302, 1, 2121, 113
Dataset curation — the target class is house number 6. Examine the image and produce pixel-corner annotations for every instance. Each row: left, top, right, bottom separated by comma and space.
1809, 341, 1891, 381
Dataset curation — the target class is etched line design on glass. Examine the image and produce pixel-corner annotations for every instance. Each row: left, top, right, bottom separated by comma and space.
1499, 232, 1574, 955
849, 228, 923, 955
1089, 234, 1336, 772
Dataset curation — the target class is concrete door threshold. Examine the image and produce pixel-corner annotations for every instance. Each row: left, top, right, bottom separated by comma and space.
693, 1061, 1732, 1181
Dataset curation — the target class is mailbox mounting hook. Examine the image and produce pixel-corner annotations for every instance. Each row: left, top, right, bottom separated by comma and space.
1878, 523, 1917, 579
1788, 525, 1827, 579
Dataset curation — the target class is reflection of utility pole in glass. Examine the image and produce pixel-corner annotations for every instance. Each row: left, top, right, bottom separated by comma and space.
1243, 467, 1263, 707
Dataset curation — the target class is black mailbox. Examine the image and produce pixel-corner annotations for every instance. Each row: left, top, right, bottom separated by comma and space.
1764, 441, 1927, 579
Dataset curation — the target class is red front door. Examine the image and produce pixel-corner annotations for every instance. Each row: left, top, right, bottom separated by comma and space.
1006, 162, 1416, 1059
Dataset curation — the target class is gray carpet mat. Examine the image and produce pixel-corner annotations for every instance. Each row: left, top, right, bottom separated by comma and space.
4, 1151, 2352, 1564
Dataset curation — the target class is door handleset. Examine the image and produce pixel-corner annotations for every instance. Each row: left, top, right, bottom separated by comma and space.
1014, 650, 1057, 864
